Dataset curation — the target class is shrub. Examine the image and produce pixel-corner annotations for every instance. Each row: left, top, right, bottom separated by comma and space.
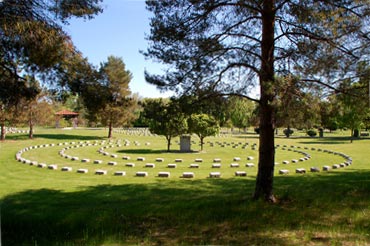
283, 128, 294, 137
307, 129, 317, 137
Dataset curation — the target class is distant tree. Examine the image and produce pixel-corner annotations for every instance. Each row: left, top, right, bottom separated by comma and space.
319, 96, 341, 132
188, 114, 219, 151
97, 56, 137, 138
20, 76, 42, 139
143, 98, 188, 152
229, 96, 255, 132
0, 69, 39, 140
337, 80, 369, 142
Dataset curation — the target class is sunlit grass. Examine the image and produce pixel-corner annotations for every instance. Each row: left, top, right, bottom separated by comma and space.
0, 127, 369, 245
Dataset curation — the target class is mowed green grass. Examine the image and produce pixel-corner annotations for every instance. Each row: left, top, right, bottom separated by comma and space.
0, 128, 369, 245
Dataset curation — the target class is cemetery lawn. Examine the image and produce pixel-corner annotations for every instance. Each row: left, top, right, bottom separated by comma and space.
0, 128, 369, 245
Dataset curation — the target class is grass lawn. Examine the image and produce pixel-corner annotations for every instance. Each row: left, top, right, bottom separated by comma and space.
0, 128, 369, 245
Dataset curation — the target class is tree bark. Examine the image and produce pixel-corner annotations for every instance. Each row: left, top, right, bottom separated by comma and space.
253, 0, 277, 203
200, 136, 204, 151
108, 120, 113, 138
29, 121, 33, 139
29, 111, 33, 139
1, 122, 5, 141
166, 136, 171, 152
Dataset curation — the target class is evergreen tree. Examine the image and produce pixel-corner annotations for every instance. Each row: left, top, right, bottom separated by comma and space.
144, 0, 370, 202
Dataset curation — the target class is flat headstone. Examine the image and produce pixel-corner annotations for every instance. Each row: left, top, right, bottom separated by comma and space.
279, 169, 289, 175
48, 164, 58, 170
61, 167, 72, 172
108, 161, 117, 166
126, 163, 135, 167
212, 163, 221, 168
158, 172, 170, 178
233, 157, 241, 161
136, 171, 148, 177
295, 168, 306, 174
283, 160, 289, 164
230, 163, 239, 168
189, 164, 199, 168
310, 167, 320, 172
167, 164, 177, 168
137, 157, 145, 161
247, 156, 254, 160
145, 163, 155, 168
323, 166, 331, 171
195, 158, 203, 162
292, 159, 298, 163
111, 154, 118, 158
95, 170, 107, 175
155, 158, 164, 162
175, 159, 183, 162
213, 158, 221, 163
246, 163, 255, 167
37, 163, 47, 168
94, 160, 103, 164
81, 159, 90, 163
332, 164, 340, 169
209, 172, 221, 178
182, 172, 194, 178
122, 156, 131, 160
340, 163, 346, 168
114, 171, 126, 176
235, 171, 247, 177
77, 169, 88, 173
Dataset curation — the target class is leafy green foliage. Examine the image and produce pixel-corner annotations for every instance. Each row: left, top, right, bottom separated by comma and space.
306, 129, 317, 137
188, 114, 219, 151
143, 98, 188, 151
145, 0, 370, 200
85, 56, 137, 138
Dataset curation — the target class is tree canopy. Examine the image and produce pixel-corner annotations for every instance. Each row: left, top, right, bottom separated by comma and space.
143, 98, 188, 152
145, 0, 370, 201
188, 114, 219, 151
98, 56, 137, 138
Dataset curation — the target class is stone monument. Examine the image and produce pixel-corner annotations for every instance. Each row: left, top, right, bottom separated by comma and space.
180, 135, 191, 152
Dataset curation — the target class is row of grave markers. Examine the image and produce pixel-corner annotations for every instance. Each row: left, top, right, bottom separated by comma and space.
15, 139, 352, 178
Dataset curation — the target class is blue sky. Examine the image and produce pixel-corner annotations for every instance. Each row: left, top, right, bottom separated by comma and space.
63, 0, 171, 98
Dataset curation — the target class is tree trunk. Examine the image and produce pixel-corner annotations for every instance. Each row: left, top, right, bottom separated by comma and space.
108, 120, 113, 138
253, 0, 277, 203
166, 136, 171, 152
1, 121, 5, 141
29, 121, 33, 139
200, 137, 204, 151
286, 125, 291, 138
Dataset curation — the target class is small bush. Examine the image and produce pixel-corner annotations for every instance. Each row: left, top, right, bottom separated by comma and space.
254, 127, 260, 134
283, 128, 294, 137
307, 129, 317, 137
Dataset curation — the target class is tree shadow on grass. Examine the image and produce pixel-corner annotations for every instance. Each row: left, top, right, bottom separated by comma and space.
1, 171, 370, 245
297, 136, 369, 145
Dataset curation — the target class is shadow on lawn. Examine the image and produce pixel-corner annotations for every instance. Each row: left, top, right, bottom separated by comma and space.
297, 136, 370, 145
1, 171, 370, 246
